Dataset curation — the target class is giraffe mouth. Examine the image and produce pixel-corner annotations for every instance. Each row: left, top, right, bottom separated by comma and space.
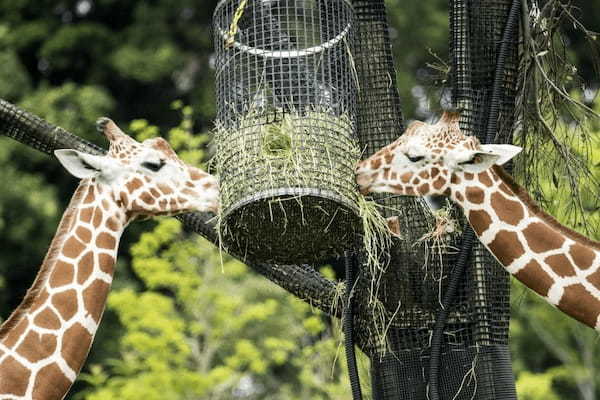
355, 171, 375, 195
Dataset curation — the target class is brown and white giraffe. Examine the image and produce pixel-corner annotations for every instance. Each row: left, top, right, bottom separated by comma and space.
356, 111, 600, 331
0, 119, 219, 399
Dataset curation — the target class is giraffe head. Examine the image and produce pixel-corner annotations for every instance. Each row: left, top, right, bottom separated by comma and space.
355, 111, 521, 199
54, 118, 219, 218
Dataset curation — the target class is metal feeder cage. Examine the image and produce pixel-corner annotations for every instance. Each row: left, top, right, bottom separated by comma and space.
213, 0, 360, 264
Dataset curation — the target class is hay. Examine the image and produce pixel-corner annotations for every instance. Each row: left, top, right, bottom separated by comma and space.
213, 108, 362, 264
415, 198, 461, 306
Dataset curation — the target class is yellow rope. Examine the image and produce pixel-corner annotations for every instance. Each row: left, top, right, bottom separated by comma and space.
225, 0, 248, 49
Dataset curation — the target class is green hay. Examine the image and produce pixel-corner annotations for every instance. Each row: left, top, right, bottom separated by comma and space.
356, 196, 392, 300
261, 117, 293, 157
415, 198, 461, 307
356, 195, 395, 351
213, 107, 362, 263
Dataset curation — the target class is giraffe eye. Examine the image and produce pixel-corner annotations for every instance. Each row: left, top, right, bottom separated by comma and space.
141, 160, 165, 172
407, 155, 425, 163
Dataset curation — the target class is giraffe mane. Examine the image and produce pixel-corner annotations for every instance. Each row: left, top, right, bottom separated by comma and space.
492, 165, 600, 251
0, 180, 91, 338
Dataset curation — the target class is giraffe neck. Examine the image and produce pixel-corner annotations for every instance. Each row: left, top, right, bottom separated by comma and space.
450, 165, 600, 330
0, 179, 126, 399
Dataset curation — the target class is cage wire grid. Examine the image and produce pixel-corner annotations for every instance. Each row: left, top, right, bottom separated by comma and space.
348, 0, 519, 399
213, 0, 362, 264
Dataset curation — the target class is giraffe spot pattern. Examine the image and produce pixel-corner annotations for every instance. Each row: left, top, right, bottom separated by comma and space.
33, 307, 61, 330
83, 280, 111, 322
569, 243, 596, 270
490, 192, 524, 226
98, 253, 115, 274
465, 186, 484, 204
488, 230, 525, 266
588, 269, 600, 289
384, 152, 393, 164
51, 290, 78, 321
515, 260, 554, 297
63, 237, 85, 259
49, 260, 74, 288
17, 330, 57, 363
32, 363, 73, 400
432, 177, 446, 191
557, 284, 600, 329
390, 184, 403, 193
523, 222, 565, 253
83, 186, 95, 204
158, 183, 173, 195
0, 356, 30, 395
468, 209, 493, 236
120, 191, 129, 206
29, 290, 50, 313
61, 323, 93, 372
189, 169, 205, 180
455, 192, 464, 202
417, 183, 430, 195
106, 217, 120, 232
140, 191, 155, 205
125, 178, 144, 193
77, 251, 94, 284
498, 182, 513, 196
96, 232, 116, 250
92, 208, 103, 228
544, 254, 576, 277
3, 318, 28, 348
80, 207, 93, 223
76, 226, 92, 243
478, 171, 493, 187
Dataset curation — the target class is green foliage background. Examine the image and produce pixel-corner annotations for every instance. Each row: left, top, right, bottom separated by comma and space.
0, 1, 598, 398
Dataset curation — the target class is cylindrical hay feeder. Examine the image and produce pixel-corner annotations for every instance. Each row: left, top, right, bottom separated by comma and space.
213, 0, 360, 264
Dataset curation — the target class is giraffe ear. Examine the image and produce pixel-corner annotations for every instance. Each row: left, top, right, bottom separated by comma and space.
458, 144, 522, 173
480, 144, 522, 165
55, 149, 111, 179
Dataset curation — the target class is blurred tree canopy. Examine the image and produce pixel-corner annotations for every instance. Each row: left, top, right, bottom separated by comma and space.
0, 0, 598, 399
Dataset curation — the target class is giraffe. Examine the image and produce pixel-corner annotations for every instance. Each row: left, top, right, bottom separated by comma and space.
0, 118, 219, 399
355, 111, 600, 331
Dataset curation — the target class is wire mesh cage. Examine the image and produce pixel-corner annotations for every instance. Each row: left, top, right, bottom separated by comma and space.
348, 0, 519, 398
213, 0, 361, 264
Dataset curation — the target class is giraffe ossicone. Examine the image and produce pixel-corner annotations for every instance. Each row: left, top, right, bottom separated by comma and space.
356, 111, 600, 331
0, 119, 219, 399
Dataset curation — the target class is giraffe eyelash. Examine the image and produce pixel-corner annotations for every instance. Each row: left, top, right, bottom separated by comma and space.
406, 155, 425, 163
141, 160, 166, 172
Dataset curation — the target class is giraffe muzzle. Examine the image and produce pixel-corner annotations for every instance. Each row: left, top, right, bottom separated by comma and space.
355, 169, 374, 195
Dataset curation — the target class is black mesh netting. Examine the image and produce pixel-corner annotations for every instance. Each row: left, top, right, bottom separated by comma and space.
349, 0, 519, 398
213, 0, 360, 264
0, 0, 522, 398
